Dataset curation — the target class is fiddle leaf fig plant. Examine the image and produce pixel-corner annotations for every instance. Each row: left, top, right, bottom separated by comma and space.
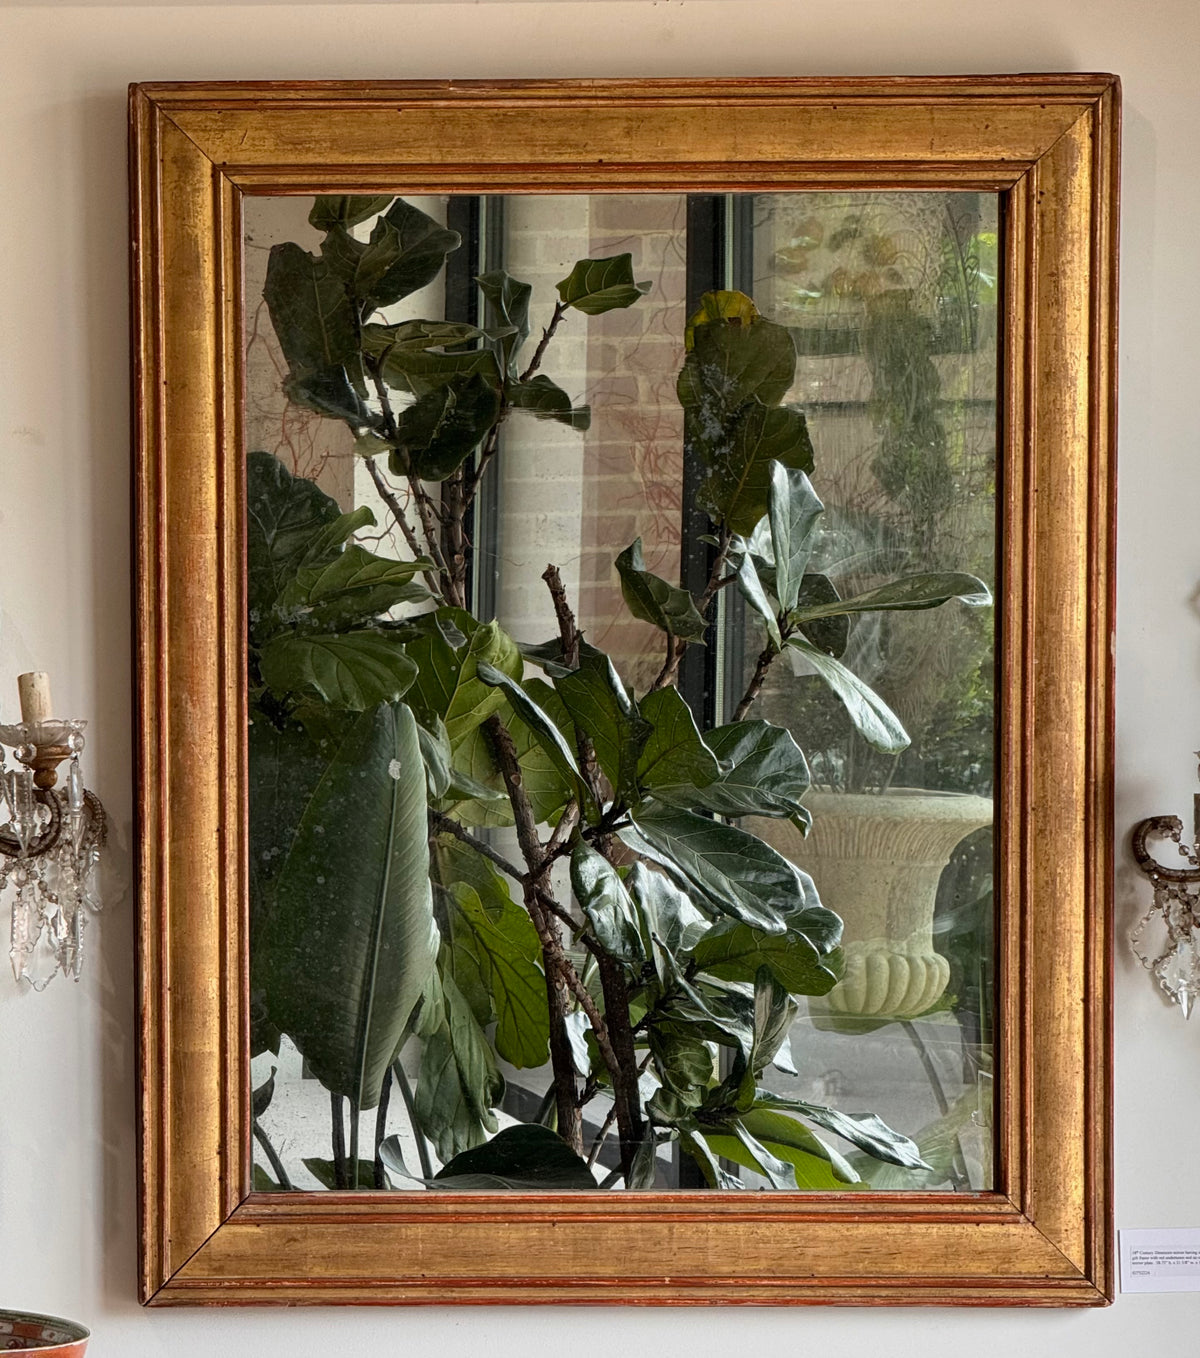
247, 195, 989, 1192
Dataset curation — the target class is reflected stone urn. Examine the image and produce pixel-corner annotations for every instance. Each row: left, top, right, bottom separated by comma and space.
751, 790, 994, 1021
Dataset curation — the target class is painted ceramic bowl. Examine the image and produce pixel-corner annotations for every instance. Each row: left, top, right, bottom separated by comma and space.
0, 1312, 89, 1355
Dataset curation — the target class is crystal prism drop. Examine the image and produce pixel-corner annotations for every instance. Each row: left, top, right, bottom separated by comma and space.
1154, 930, 1200, 1014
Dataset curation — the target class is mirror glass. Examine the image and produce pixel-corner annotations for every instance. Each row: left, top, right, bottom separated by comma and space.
244, 190, 998, 1193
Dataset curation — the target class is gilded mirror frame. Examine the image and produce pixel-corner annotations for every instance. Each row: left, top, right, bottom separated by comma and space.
131, 75, 1118, 1306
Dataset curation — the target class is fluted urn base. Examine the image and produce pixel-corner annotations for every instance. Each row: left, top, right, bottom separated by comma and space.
750, 790, 993, 1021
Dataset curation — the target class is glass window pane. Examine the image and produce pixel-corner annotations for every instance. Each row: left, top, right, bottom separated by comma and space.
734, 193, 997, 1190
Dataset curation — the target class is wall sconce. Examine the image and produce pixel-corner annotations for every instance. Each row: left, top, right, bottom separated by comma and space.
1131, 765, 1200, 1017
0, 672, 106, 988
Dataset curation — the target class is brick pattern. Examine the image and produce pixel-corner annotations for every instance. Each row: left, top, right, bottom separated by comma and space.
496, 195, 688, 691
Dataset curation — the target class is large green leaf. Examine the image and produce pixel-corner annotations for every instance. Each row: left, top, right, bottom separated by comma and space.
691, 919, 840, 996
416, 716, 453, 800
691, 719, 812, 820
508, 375, 591, 430
789, 573, 849, 658
556, 253, 651, 315
259, 703, 439, 1111
248, 716, 331, 1056
316, 222, 368, 288
647, 1020, 713, 1105
405, 614, 522, 748
264, 241, 358, 375
746, 969, 799, 1078
677, 293, 816, 536
308, 195, 394, 231
447, 881, 549, 1070
626, 863, 708, 977
697, 402, 815, 535
753, 1092, 928, 1169
391, 373, 502, 481
412, 967, 504, 1162
635, 686, 721, 800
283, 365, 375, 428
849, 1088, 984, 1189
700, 1110, 862, 1189
734, 542, 782, 652
353, 197, 461, 312
432, 1124, 598, 1190
784, 636, 910, 753
615, 539, 708, 642
277, 544, 432, 629
477, 269, 532, 374
789, 570, 993, 622
553, 645, 650, 803
570, 842, 643, 964
727, 1122, 799, 1189
369, 333, 504, 398
660, 973, 757, 1059
362, 317, 494, 354
447, 680, 574, 829
475, 662, 584, 799
767, 463, 825, 614
679, 1130, 745, 1190
246, 452, 343, 632
623, 803, 820, 933
259, 630, 417, 711
677, 291, 796, 414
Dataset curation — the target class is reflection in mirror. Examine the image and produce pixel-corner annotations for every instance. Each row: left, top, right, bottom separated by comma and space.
244, 190, 996, 1193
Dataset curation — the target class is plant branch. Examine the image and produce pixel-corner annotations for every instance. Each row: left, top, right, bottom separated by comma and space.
372, 1071, 392, 1189
330, 1091, 348, 1190
484, 713, 582, 1149
407, 471, 459, 604
392, 1058, 435, 1181
555, 949, 619, 1077
484, 715, 544, 871
441, 467, 469, 600
456, 302, 569, 535
367, 359, 400, 441
533, 885, 582, 936
696, 524, 734, 617
649, 524, 734, 692
430, 810, 524, 881
732, 638, 783, 722
349, 1098, 361, 1187
536, 567, 644, 1176
542, 800, 581, 864
460, 412, 505, 511
252, 1119, 294, 1191
363, 456, 428, 572
519, 300, 568, 383
364, 359, 456, 598
586, 1054, 652, 1169
594, 949, 645, 1178
541, 562, 580, 667
650, 634, 680, 691
540, 566, 604, 803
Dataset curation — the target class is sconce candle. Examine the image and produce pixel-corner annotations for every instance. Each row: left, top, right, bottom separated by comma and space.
0, 672, 106, 988
17, 670, 53, 726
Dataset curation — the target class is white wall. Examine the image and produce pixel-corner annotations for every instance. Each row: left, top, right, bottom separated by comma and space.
0, 1, 1194, 1352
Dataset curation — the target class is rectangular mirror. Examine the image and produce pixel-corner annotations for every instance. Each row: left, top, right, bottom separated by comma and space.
133, 76, 1117, 1303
